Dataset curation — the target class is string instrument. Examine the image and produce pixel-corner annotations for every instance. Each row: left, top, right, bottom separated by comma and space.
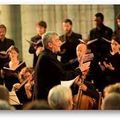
16, 79, 28, 91
73, 75, 96, 110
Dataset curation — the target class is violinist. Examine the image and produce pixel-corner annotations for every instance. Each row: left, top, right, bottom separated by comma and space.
0, 24, 15, 85
13, 67, 34, 101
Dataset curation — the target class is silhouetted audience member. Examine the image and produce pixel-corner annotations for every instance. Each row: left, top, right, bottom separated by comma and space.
23, 100, 50, 110
0, 100, 15, 110
0, 85, 9, 102
101, 93, 120, 110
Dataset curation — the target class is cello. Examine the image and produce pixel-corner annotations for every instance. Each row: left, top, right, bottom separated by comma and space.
73, 75, 96, 110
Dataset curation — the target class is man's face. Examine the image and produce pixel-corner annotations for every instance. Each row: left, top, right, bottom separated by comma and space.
0, 28, 6, 40
36, 25, 46, 36
76, 44, 87, 62
117, 19, 120, 28
49, 35, 62, 53
63, 22, 72, 34
94, 16, 103, 27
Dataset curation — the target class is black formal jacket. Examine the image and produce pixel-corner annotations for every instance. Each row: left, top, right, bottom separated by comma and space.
60, 32, 82, 64
103, 52, 120, 85
89, 24, 113, 59
0, 38, 15, 69
34, 48, 82, 100
29, 34, 43, 68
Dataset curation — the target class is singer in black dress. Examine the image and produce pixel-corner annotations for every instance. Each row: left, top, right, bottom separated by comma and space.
3, 46, 26, 91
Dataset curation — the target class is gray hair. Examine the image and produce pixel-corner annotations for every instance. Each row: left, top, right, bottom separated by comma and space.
42, 32, 58, 48
48, 85, 73, 110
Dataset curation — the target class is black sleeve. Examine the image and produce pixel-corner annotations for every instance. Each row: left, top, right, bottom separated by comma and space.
62, 68, 82, 81
29, 38, 36, 54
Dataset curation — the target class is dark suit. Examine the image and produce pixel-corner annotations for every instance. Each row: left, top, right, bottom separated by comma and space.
34, 48, 82, 100
89, 24, 113, 59
60, 32, 82, 64
0, 38, 14, 84
87, 24, 113, 92
29, 34, 43, 68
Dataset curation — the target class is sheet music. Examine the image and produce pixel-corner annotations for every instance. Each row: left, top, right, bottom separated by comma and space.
9, 91, 20, 105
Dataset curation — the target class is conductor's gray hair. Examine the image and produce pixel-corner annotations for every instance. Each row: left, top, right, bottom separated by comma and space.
48, 85, 73, 110
42, 32, 58, 48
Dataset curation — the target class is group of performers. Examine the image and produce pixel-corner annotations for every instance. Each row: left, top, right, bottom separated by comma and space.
0, 12, 120, 110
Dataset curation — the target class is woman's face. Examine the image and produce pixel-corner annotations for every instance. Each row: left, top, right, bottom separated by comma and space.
24, 72, 33, 81
111, 39, 120, 54
9, 50, 19, 60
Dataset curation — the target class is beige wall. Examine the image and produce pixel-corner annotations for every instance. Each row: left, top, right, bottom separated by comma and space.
0, 5, 115, 67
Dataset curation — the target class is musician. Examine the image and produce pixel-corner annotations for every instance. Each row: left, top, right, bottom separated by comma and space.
29, 21, 47, 68
60, 19, 82, 65
99, 35, 120, 86
88, 13, 113, 91
34, 32, 82, 100
88, 12, 113, 59
13, 67, 34, 101
3, 46, 26, 91
0, 24, 15, 84
114, 13, 120, 37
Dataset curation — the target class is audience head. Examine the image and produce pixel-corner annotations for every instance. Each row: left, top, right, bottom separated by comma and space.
42, 32, 62, 53
63, 19, 73, 35
0, 100, 15, 110
0, 85, 9, 102
104, 83, 120, 97
0, 24, 7, 40
94, 12, 104, 26
111, 35, 120, 54
36, 21, 47, 36
48, 85, 73, 110
23, 100, 50, 110
102, 93, 120, 110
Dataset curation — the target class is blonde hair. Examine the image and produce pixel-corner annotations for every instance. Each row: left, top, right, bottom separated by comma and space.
104, 83, 120, 97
